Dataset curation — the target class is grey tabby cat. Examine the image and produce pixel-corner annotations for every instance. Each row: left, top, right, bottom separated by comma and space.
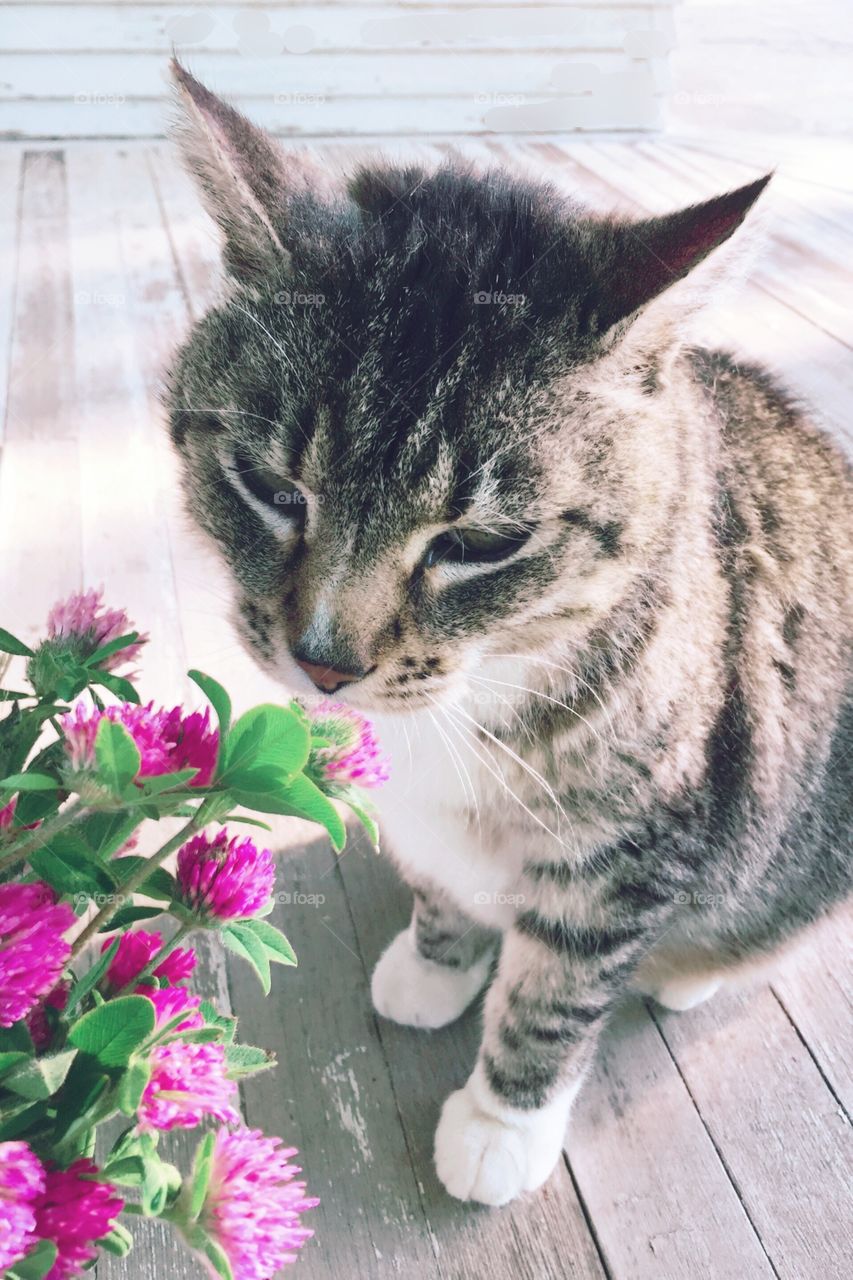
166, 62, 852, 1206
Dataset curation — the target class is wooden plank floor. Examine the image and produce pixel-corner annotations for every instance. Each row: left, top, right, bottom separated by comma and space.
1, 134, 851, 1280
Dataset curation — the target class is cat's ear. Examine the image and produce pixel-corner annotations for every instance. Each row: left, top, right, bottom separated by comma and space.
595, 174, 772, 332
169, 59, 328, 285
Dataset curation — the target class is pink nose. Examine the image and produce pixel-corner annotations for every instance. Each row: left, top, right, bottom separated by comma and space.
295, 659, 363, 693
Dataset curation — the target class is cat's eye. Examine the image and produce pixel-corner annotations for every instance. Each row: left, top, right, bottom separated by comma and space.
424, 526, 530, 567
232, 448, 307, 520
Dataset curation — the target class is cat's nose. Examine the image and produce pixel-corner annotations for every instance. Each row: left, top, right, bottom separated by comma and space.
294, 657, 366, 694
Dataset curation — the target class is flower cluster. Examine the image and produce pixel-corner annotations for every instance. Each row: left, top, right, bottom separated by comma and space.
305, 699, 391, 789
187, 1128, 320, 1280
130, 987, 238, 1133
177, 829, 276, 921
46, 588, 148, 674
36, 1159, 125, 1280
100, 928, 197, 992
0, 590, 392, 1279
0, 1144, 123, 1280
0, 1140, 45, 1273
62, 701, 218, 787
0, 882, 76, 1028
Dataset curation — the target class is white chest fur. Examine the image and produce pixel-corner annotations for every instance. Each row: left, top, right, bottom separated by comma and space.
371, 704, 532, 930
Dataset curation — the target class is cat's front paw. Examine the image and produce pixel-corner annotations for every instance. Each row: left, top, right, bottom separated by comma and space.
371, 928, 493, 1030
434, 1071, 571, 1206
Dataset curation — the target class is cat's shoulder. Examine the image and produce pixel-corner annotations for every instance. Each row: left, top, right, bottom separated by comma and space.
687, 344, 852, 502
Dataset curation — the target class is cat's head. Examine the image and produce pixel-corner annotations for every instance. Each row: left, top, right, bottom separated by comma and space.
166, 61, 769, 714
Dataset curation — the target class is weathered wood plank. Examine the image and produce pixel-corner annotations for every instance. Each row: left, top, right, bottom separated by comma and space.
569, 1000, 777, 1280
64, 144, 186, 701
667, 4, 853, 139
144, 142, 223, 320
675, 133, 853, 198
771, 909, 853, 1118
0, 147, 21, 448
337, 829, 610, 1280
651, 988, 853, 1279
0, 149, 79, 652
226, 835, 443, 1280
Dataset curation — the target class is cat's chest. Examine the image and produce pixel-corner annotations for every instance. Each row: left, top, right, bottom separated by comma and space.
370, 706, 542, 928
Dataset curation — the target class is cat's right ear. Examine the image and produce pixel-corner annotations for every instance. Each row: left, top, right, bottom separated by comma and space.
169, 59, 328, 285
593, 174, 772, 334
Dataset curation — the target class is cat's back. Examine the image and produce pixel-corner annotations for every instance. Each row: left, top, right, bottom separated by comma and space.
688, 347, 852, 822
690, 347, 853, 624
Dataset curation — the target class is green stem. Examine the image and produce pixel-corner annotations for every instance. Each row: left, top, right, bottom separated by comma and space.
0, 799, 86, 873
54, 1098, 119, 1166
117, 921, 195, 997
71, 797, 221, 958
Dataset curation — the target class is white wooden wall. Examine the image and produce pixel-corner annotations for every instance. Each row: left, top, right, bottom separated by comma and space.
668, 0, 853, 137
1, 1, 679, 139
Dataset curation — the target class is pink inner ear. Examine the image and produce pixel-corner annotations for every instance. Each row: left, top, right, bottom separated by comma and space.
606, 173, 771, 327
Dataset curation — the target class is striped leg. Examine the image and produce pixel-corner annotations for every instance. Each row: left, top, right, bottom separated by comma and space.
371, 882, 498, 1030
434, 895, 657, 1205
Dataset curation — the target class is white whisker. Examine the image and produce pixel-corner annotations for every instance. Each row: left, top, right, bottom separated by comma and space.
451, 701, 574, 836
426, 703, 481, 834
489, 651, 613, 720
441, 704, 566, 849
468, 672, 604, 741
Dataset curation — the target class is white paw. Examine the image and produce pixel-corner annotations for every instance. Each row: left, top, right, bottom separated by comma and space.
434, 1069, 574, 1206
371, 928, 493, 1030
634, 966, 722, 1011
651, 974, 722, 1011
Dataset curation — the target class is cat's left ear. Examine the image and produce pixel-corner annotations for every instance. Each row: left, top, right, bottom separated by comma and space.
595, 174, 772, 332
169, 59, 331, 285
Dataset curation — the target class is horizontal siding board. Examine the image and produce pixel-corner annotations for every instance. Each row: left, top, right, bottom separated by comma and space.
2, 1, 676, 137
0, 0, 678, 9
0, 92, 663, 138
5, 5, 675, 53
0, 50, 666, 98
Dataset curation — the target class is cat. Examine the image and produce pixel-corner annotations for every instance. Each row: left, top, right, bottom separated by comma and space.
165, 61, 853, 1207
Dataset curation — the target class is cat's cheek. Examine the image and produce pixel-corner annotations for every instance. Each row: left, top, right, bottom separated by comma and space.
434, 1064, 579, 1206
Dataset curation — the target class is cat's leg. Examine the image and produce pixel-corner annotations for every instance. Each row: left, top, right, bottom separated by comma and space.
371, 884, 499, 1030
434, 899, 655, 1205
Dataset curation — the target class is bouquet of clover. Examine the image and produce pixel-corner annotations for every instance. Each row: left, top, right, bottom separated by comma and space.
0, 590, 389, 1280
